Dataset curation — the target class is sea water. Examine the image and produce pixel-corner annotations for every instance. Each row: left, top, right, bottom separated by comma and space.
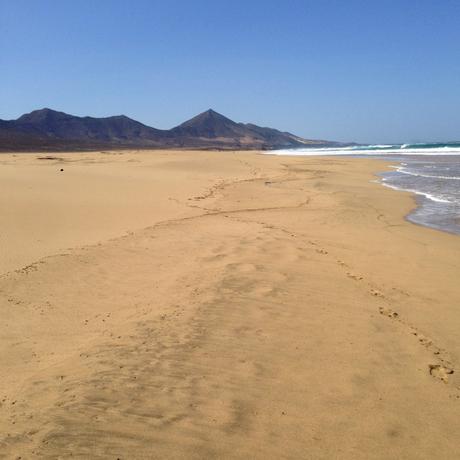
267, 143, 460, 235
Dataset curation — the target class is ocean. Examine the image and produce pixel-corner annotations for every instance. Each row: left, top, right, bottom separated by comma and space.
267, 143, 460, 235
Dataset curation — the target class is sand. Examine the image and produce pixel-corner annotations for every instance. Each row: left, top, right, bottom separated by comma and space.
0, 150, 459, 459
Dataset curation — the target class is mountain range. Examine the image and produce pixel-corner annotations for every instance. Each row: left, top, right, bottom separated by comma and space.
0, 108, 350, 151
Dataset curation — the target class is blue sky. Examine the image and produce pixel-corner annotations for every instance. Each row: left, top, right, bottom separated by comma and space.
1, 0, 459, 143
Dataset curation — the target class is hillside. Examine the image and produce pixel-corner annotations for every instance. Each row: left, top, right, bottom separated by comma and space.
0, 108, 348, 151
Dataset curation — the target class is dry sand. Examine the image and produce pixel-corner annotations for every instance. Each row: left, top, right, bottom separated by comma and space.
0, 150, 459, 459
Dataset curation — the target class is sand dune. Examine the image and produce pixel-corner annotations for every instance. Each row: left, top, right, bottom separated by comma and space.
1, 151, 459, 458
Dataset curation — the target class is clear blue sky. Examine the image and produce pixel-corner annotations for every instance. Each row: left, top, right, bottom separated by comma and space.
1, 0, 459, 143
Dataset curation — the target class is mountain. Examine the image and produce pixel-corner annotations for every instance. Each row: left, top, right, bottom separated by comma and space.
15, 109, 165, 141
170, 109, 337, 149
0, 108, 349, 151
173, 109, 244, 138
0, 108, 171, 150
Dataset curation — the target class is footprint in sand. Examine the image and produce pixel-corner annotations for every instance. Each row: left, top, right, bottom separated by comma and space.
347, 272, 363, 281
415, 333, 433, 347
429, 364, 454, 383
379, 307, 398, 319
370, 289, 384, 298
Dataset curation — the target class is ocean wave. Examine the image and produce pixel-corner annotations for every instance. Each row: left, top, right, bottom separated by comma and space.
351, 144, 400, 150
270, 146, 460, 156
396, 167, 460, 180
400, 142, 460, 150
380, 181, 453, 203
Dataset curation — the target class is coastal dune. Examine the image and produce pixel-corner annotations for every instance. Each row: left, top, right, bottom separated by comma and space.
1, 151, 459, 459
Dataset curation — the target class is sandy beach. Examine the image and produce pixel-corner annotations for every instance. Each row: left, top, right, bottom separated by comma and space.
1, 150, 459, 459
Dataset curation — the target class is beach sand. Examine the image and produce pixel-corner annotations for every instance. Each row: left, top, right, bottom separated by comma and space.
1, 150, 459, 459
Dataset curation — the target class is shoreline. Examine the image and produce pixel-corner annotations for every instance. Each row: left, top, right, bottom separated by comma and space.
265, 151, 460, 237
1, 151, 459, 458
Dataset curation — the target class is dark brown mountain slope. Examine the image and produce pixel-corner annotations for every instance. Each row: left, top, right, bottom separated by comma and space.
0, 108, 349, 151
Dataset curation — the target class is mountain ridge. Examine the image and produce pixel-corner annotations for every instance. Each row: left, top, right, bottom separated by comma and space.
0, 108, 352, 151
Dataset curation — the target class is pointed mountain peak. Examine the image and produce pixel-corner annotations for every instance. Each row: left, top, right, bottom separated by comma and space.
178, 109, 236, 129
204, 108, 219, 116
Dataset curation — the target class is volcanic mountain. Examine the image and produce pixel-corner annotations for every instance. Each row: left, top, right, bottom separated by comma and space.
0, 108, 348, 151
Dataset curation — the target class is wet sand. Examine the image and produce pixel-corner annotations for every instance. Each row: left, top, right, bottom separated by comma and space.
1, 150, 459, 459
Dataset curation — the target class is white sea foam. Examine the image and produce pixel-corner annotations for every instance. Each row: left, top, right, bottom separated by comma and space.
381, 181, 453, 203
267, 146, 460, 156
395, 167, 460, 180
